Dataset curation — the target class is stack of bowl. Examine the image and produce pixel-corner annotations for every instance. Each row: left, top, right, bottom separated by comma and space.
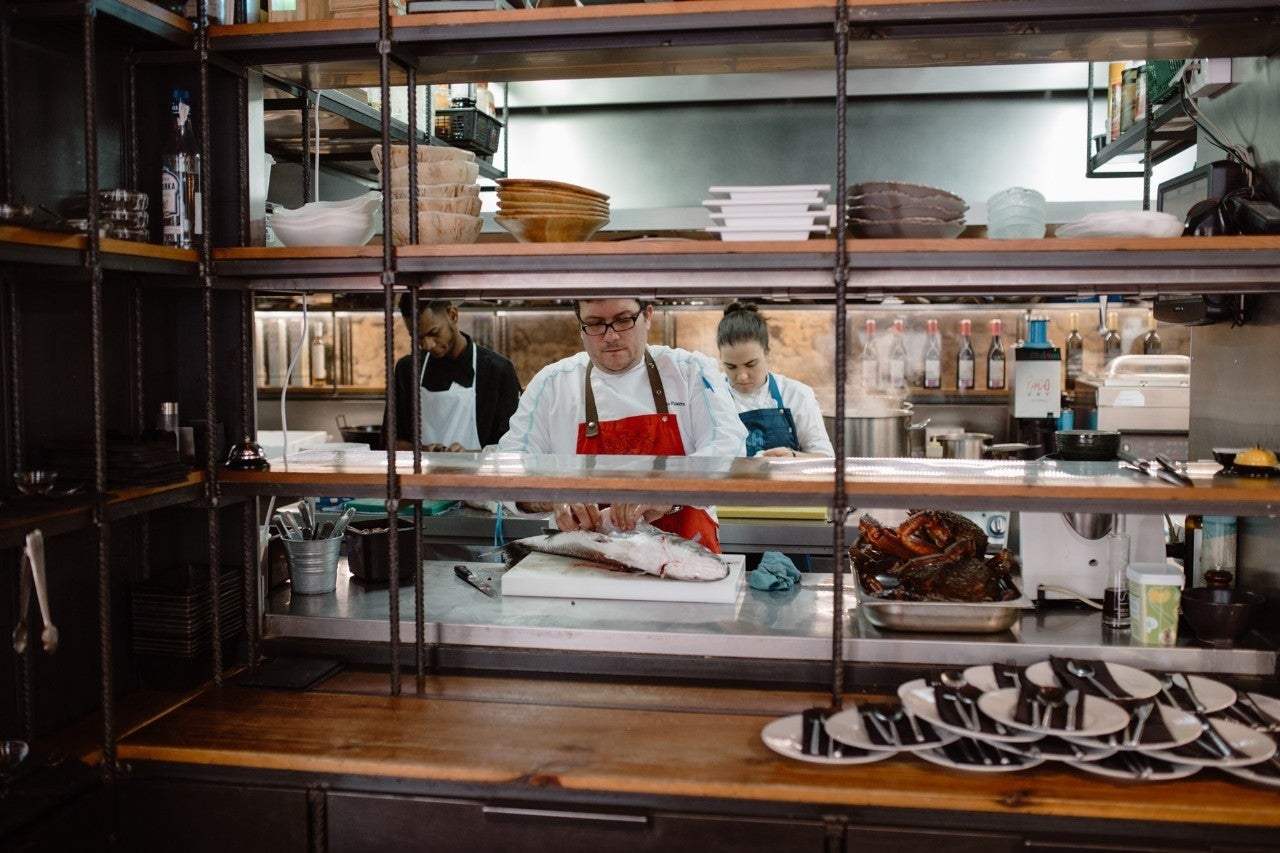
847, 181, 967, 238
986, 186, 1046, 239
373, 143, 483, 246
494, 178, 610, 243
702, 184, 831, 241
268, 191, 382, 247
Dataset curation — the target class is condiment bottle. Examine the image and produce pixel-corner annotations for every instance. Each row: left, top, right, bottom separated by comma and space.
475, 82, 496, 116
1103, 518, 1130, 630
956, 319, 975, 390
986, 318, 1005, 390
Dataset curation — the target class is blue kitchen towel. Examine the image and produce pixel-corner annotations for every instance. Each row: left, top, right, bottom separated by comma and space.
748, 551, 801, 591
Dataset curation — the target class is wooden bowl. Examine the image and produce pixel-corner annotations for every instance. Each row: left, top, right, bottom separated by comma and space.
496, 178, 609, 201
497, 201, 610, 217
391, 211, 483, 246
393, 196, 483, 217
495, 213, 609, 243
390, 183, 480, 200
497, 188, 610, 208
387, 160, 479, 187
371, 143, 474, 171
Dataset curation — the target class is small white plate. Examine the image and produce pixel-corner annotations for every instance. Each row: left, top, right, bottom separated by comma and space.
701, 199, 826, 216
1159, 674, 1236, 714
1072, 752, 1201, 782
709, 184, 830, 202
1144, 716, 1278, 768
709, 212, 831, 229
1026, 660, 1160, 700
914, 739, 1045, 773
760, 714, 897, 766
1243, 692, 1280, 726
897, 679, 1040, 744
1064, 703, 1201, 751
978, 688, 1130, 739
1222, 762, 1280, 788
824, 706, 957, 753
1000, 735, 1115, 763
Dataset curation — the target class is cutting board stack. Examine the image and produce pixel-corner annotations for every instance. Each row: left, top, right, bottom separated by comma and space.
373, 143, 484, 245
132, 564, 243, 689
847, 180, 968, 238
327, 0, 404, 19
494, 178, 611, 242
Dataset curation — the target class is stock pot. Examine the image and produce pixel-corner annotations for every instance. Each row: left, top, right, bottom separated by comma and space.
824, 397, 913, 457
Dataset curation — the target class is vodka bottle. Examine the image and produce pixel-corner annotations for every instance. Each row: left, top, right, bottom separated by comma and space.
986, 318, 1005, 390
922, 318, 942, 389
887, 319, 908, 391
860, 319, 879, 390
1064, 311, 1084, 390
1103, 311, 1122, 366
956, 319, 975, 390
1142, 314, 1162, 354
161, 89, 201, 249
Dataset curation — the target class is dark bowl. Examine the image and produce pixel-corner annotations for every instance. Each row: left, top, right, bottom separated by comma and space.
1212, 447, 1248, 468
1180, 587, 1264, 644
1054, 429, 1121, 462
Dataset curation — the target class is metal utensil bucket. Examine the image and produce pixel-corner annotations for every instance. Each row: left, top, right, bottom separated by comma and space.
283, 536, 342, 595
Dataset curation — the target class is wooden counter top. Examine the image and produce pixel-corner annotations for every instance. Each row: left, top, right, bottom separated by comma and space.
116, 673, 1280, 830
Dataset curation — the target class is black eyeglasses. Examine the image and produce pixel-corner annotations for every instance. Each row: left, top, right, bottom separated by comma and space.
579, 311, 642, 336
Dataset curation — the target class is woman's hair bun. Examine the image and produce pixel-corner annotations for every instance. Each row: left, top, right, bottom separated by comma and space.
722, 301, 759, 317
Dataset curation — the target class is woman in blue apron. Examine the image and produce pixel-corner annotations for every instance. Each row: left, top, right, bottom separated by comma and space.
718, 302, 835, 572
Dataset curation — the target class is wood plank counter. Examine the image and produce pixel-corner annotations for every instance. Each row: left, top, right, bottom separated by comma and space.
116, 673, 1280, 835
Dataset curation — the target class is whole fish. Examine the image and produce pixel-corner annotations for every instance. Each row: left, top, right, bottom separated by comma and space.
504, 519, 728, 582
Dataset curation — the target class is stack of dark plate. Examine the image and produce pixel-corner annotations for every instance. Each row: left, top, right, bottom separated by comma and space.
47, 439, 188, 487
847, 181, 968, 238
132, 564, 242, 689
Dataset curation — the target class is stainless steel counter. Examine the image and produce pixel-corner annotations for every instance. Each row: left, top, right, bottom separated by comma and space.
266, 561, 1276, 678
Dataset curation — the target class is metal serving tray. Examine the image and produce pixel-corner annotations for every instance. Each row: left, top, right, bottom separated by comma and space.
851, 582, 1034, 634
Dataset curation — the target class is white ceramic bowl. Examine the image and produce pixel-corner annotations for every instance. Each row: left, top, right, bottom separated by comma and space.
272, 191, 382, 219
371, 143, 475, 172
269, 210, 377, 247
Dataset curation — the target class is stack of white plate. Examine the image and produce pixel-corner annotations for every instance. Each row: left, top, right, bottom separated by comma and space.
847, 181, 968, 239
494, 178, 611, 243
372, 143, 483, 246
703, 184, 831, 241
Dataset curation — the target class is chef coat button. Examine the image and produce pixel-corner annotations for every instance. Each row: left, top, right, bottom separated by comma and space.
661, 416, 668, 423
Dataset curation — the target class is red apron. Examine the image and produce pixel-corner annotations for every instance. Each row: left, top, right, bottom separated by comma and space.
576, 350, 721, 553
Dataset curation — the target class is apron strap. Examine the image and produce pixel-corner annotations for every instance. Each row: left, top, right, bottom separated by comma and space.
584, 349, 667, 438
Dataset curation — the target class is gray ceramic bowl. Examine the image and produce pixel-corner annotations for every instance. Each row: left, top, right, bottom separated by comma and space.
1180, 587, 1263, 644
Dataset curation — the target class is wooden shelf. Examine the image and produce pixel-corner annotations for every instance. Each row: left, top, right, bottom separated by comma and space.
0, 226, 199, 277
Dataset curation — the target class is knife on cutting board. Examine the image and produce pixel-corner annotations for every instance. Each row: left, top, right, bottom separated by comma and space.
454, 564, 498, 597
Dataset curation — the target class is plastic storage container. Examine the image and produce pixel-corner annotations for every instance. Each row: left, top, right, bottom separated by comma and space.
1126, 561, 1184, 646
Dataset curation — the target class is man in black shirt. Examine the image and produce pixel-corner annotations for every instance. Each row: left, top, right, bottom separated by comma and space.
386, 295, 521, 451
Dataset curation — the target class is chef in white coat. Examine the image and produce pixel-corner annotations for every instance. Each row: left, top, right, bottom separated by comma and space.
387, 295, 520, 451
499, 297, 746, 553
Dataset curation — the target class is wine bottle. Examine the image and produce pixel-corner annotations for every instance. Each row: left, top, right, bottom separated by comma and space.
956, 319, 975, 390
1103, 311, 1122, 366
161, 89, 201, 249
986, 318, 1005, 390
860, 319, 879, 390
1064, 311, 1084, 390
887, 319, 908, 391
1142, 314, 1162, 354
922, 318, 942, 389
311, 322, 328, 384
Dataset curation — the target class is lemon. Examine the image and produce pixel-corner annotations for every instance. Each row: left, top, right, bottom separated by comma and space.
1234, 445, 1278, 467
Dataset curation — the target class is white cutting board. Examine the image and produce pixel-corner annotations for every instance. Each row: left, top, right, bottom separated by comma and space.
501, 552, 745, 604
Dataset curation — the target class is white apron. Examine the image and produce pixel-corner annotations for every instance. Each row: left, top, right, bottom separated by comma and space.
417, 344, 481, 449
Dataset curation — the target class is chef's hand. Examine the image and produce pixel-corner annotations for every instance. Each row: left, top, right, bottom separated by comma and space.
759, 446, 802, 458
608, 503, 673, 530
553, 502, 604, 532
422, 443, 448, 452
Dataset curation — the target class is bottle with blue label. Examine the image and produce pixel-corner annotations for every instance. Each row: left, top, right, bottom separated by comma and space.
161, 89, 201, 248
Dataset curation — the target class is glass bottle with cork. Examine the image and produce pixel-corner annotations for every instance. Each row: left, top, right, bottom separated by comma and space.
1064, 311, 1084, 391
887, 319, 908, 391
1102, 311, 1123, 367
860, 319, 879, 390
1142, 314, 1162, 354
922, 318, 942, 389
956, 319, 975, 391
986, 318, 1005, 390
